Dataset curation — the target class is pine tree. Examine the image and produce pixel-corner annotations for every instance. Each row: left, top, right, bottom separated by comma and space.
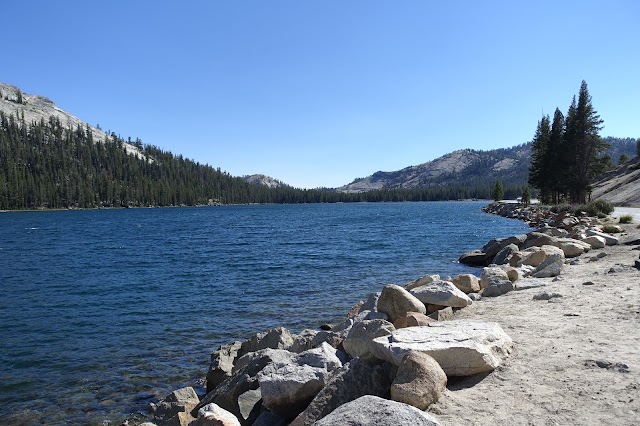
619, 154, 629, 165
528, 115, 551, 202
564, 81, 607, 204
547, 108, 565, 203
521, 186, 531, 205
492, 179, 504, 202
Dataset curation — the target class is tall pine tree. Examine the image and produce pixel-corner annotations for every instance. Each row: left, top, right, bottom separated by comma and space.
564, 80, 606, 203
528, 114, 551, 202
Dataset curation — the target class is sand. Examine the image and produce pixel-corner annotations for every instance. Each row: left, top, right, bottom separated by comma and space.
429, 222, 640, 425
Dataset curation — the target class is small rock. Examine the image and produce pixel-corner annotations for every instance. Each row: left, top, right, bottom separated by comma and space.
467, 293, 482, 301
393, 312, 435, 329
532, 292, 563, 301
427, 306, 454, 321
195, 403, 241, 426
582, 281, 595, 286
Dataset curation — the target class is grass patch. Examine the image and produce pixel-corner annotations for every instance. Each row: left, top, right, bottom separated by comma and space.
602, 225, 622, 233
619, 215, 633, 224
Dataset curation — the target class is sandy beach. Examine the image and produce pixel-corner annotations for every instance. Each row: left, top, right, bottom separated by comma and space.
429, 221, 640, 425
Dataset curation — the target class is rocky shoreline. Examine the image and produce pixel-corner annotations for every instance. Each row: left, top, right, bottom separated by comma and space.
132, 203, 640, 426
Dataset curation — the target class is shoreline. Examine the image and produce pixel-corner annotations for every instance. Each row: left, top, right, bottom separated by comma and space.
133, 203, 640, 425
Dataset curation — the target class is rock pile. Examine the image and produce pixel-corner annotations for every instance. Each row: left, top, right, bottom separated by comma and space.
140, 203, 625, 426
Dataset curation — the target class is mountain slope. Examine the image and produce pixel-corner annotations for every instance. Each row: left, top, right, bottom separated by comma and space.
591, 156, 640, 207
0, 82, 141, 157
339, 145, 531, 193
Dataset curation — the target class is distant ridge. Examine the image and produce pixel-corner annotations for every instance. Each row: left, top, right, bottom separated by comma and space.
338, 145, 532, 193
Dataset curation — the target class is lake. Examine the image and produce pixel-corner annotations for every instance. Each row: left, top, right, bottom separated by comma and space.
0, 202, 531, 425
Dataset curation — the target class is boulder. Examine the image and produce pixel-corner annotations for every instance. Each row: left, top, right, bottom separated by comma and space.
369, 320, 513, 376
406, 274, 440, 291
393, 312, 435, 329
391, 351, 447, 410
207, 342, 243, 392
519, 245, 564, 267
550, 238, 591, 257
482, 280, 514, 297
313, 395, 442, 426
586, 229, 620, 245
343, 319, 396, 361
524, 232, 555, 249
239, 327, 294, 356
352, 310, 389, 323
290, 330, 320, 353
480, 267, 509, 289
165, 412, 196, 426
582, 235, 606, 249
194, 403, 241, 426
427, 306, 454, 321
377, 284, 426, 322
290, 358, 393, 426
458, 249, 491, 266
194, 349, 292, 425
360, 292, 381, 312
409, 280, 472, 308
257, 343, 342, 420
492, 243, 519, 265
150, 387, 200, 425
252, 411, 288, 426
532, 253, 564, 278
450, 274, 480, 294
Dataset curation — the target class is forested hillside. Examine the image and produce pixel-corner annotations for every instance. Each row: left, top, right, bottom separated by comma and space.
1, 111, 525, 210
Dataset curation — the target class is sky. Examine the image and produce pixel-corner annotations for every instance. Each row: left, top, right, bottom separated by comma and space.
3, 1, 639, 188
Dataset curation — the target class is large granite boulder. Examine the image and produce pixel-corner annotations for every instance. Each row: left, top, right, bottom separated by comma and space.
409, 280, 472, 307
393, 312, 435, 329
314, 395, 442, 426
450, 273, 480, 294
194, 349, 292, 425
586, 229, 620, 245
482, 280, 514, 297
290, 358, 393, 426
405, 274, 440, 291
492, 243, 519, 265
479, 267, 509, 289
194, 403, 241, 426
257, 343, 342, 420
581, 235, 606, 249
532, 253, 564, 278
391, 351, 446, 410
207, 341, 242, 392
524, 232, 556, 249
343, 319, 396, 361
550, 237, 591, 257
459, 249, 492, 266
369, 320, 513, 376
150, 387, 200, 425
518, 245, 564, 267
377, 284, 426, 322
239, 327, 294, 355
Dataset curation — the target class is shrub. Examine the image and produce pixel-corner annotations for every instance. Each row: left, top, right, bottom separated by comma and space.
574, 200, 614, 217
619, 215, 633, 224
551, 204, 571, 213
602, 225, 622, 233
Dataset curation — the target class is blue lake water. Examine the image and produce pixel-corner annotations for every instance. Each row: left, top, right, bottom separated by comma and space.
0, 202, 531, 425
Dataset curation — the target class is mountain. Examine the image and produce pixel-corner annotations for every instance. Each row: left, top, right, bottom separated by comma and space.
0, 82, 141, 157
591, 156, 640, 207
338, 138, 638, 194
339, 145, 532, 193
242, 174, 287, 189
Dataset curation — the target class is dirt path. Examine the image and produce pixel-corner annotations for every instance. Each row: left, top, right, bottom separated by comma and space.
429, 226, 640, 425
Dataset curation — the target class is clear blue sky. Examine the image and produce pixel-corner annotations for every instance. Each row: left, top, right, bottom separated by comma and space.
3, 1, 639, 188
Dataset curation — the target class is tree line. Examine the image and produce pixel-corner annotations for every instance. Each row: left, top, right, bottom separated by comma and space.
528, 80, 610, 204
0, 111, 530, 210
